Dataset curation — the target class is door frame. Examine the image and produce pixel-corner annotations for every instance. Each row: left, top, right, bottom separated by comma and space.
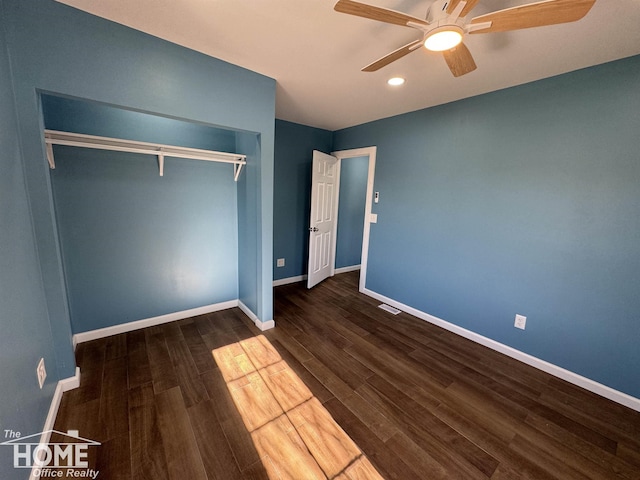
330, 146, 377, 293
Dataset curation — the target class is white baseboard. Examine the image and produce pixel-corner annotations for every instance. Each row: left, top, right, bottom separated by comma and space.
273, 267, 359, 287
335, 265, 361, 274
73, 300, 239, 347
363, 288, 640, 413
273, 275, 307, 287
30, 367, 81, 480
238, 300, 275, 331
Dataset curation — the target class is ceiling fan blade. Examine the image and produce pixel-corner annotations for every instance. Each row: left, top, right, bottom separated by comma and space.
447, 0, 481, 17
334, 0, 429, 28
362, 39, 424, 72
470, 0, 596, 34
460, 0, 481, 17
442, 42, 477, 77
446, 0, 464, 14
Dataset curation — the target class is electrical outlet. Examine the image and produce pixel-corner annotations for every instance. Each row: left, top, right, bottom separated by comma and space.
276, 258, 285, 267
514, 314, 527, 330
37, 358, 46, 389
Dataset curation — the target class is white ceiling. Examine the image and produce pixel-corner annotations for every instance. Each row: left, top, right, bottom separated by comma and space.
56, 0, 640, 131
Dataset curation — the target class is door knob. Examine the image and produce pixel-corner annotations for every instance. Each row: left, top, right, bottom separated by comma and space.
309, 227, 319, 232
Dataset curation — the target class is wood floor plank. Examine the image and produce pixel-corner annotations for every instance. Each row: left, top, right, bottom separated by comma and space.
129, 401, 170, 480
529, 399, 619, 454
199, 367, 243, 424
225, 371, 284, 433
50, 272, 640, 480
240, 334, 282, 369
193, 312, 216, 336
76, 339, 107, 371
356, 379, 492, 479
155, 386, 207, 480
323, 396, 421, 480
202, 326, 239, 352
220, 416, 264, 472
507, 433, 590, 480
617, 443, 640, 470
258, 360, 313, 412
546, 375, 640, 435
344, 334, 449, 394
95, 433, 131, 480
71, 339, 106, 405
187, 398, 247, 480
268, 337, 334, 404
522, 413, 639, 480
286, 397, 362, 478
384, 431, 450, 480
100, 356, 129, 440
295, 329, 374, 390
128, 382, 155, 409
342, 392, 398, 442
53, 396, 102, 443
241, 460, 272, 480
200, 369, 264, 471
145, 332, 179, 394
336, 456, 385, 480
266, 325, 314, 363
165, 335, 209, 407
105, 333, 128, 360
180, 320, 217, 374
303, 356, 357, 401
127, 330, 152, 389
248, 414, 327, 480
538, 390, 640, 451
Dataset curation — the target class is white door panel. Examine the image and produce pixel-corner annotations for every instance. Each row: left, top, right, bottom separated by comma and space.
307, 150, 339, 289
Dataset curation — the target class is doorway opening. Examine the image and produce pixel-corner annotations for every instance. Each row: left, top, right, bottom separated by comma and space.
306, 147, 376, 292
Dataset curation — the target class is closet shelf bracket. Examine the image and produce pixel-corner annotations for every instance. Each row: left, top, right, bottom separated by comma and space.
43, 130, 247, 181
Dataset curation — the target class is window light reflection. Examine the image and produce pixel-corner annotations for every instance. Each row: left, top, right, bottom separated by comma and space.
212, 335, 383, 479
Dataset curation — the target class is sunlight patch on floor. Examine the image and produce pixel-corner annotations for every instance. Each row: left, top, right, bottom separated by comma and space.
213, 335, 383, 479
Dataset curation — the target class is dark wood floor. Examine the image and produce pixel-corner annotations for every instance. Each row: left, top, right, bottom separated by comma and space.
51, 271, 640, 479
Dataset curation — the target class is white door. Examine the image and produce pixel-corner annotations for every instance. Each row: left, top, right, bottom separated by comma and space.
307, 150, 339, 289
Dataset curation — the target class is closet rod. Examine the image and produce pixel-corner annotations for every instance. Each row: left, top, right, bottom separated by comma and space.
44, 129, 246, 181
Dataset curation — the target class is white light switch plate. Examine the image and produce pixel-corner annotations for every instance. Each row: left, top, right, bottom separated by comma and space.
370, 213, 378, 223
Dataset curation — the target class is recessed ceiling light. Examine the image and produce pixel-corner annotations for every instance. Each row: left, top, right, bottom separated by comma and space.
387, 77, 405, 86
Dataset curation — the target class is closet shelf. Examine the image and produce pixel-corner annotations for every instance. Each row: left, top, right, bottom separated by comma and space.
44, 129, 247, 181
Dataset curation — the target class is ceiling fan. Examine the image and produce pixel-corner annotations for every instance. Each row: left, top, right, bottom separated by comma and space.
334, 0, 596, 77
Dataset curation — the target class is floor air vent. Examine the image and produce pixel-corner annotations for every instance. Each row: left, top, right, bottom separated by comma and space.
378, 304, 401, 315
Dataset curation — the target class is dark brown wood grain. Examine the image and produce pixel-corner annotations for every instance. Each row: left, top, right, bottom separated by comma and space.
50, 271, 640, 479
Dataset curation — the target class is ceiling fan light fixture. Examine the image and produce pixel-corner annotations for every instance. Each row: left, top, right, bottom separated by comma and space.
424, 26, 463, 52
387, 77, 405, 86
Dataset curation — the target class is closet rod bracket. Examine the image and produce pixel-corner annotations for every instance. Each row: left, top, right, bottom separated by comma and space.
158, 150, 165, 177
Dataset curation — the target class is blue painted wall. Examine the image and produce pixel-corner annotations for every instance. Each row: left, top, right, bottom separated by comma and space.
273, 120, 332, 280
236, 131, 260, 315
336, 156, 369, 269
0, 10, 59, 478
44, 96, 240, 332
334, 55, 640, 398
1, 1, 275, 471
42, 94, 238, 152
3, 0, 275, 347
